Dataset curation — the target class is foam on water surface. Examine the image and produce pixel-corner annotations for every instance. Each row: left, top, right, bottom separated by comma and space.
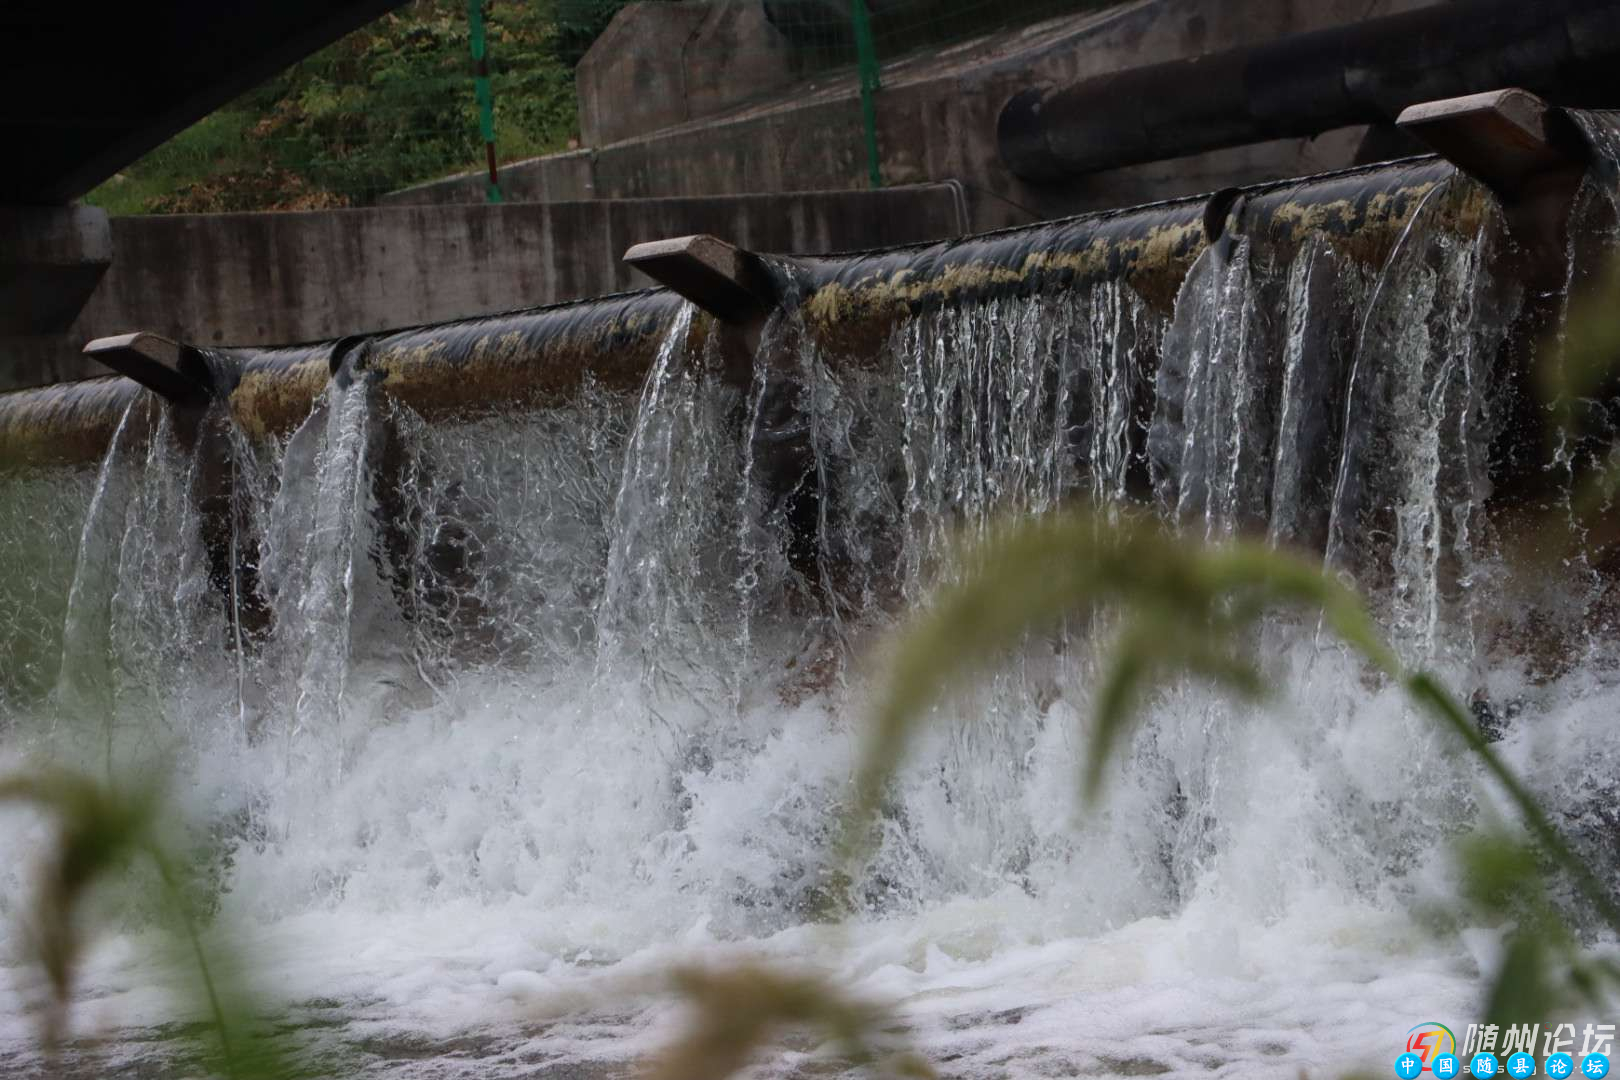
2, 163, 1619, 1078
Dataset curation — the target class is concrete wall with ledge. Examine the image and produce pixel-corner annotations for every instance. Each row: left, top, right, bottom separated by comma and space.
575, 1, 813, 148
386, 150, 599, 206
391, 0, 1439, 228
0, 206, 111, 336
0, 185, 964, 391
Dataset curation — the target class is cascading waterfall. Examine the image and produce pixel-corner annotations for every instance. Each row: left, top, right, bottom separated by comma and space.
895, 282, 1160, 595
595, 302, 751, 703
3, 165, 1620, 1077
1323, 178, 1513, 662
51, 396, 146, 734
253, 370, 379, 793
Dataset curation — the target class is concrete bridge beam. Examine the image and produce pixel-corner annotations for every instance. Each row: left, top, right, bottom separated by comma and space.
0, 205, 112, 335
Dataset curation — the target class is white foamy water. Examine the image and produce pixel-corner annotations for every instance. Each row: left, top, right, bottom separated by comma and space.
2, 162, 1619, 1078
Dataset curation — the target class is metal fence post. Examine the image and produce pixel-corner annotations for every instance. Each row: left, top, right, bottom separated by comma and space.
469, 0, 504, 203
851, 0, 883, 189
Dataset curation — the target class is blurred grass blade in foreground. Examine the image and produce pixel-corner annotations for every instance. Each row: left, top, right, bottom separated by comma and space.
0, 764, 305, 1079
847, 507, 1620, 941
645, 963, 932, 1080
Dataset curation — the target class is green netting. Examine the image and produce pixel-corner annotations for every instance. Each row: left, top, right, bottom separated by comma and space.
86, 0, 1124, 214
560, 0, 1119, 67
88, 0, 575, 213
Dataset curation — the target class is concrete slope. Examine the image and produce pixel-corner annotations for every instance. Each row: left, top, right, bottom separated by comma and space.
388, 0, 1440, 230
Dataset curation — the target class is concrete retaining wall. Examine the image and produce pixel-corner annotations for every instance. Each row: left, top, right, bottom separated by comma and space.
389, 0, 1440, 229
1, 186, 964, 391
576, 1, 812, 147
387, 150, 599, 206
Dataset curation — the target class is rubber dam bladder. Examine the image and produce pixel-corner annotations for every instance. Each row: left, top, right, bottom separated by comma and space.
2, 97, 1619, 1075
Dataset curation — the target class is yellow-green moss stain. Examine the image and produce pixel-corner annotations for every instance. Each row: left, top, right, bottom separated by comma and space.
230, 358, 329, 440
368, 318, 674, 420
1264, 188, 1424, 267
1244, 176, 1489, 267
801, 217, 1206, 354
0, 379, 143, 467
797, 177, 1490, 359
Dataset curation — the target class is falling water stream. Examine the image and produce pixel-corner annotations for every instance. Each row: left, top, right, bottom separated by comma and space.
3, 163, 1620, 1078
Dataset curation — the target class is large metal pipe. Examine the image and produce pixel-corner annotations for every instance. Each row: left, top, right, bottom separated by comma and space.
0, 154, 1481, 467
0, 290, 697, 467
0, 377, 144, 467
227, 288, 695, 440
788, 154, 1460, 360
998, 0, 1620, 182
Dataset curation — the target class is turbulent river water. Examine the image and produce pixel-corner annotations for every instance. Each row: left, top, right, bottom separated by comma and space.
3, 158, 1620, 1078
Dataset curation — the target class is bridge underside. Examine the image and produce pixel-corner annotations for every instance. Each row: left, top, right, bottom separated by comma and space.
1, 0, 407, 206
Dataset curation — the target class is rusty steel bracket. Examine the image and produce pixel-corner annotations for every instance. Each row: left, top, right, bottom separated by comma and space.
624, 234, 783, 365
624, 235, 777, 328
84, 331, 215, 407
1399, 88, 1591, 290
1396, 88, 1588, 200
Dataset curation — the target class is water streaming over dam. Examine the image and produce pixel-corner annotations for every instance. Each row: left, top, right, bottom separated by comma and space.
2, 149, 1620, 1077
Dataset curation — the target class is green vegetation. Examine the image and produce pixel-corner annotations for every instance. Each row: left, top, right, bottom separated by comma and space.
81, 0, 1130, 216
85, 1, 582, 215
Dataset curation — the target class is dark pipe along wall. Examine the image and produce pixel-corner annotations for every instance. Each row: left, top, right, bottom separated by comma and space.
998, 0, 1620, 183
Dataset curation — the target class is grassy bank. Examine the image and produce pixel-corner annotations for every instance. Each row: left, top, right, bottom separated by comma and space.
85, 0, 581, 215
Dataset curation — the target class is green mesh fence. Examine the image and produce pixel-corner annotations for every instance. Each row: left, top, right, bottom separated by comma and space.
560, 0, 1118, 68
86, 0, 1122, 214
